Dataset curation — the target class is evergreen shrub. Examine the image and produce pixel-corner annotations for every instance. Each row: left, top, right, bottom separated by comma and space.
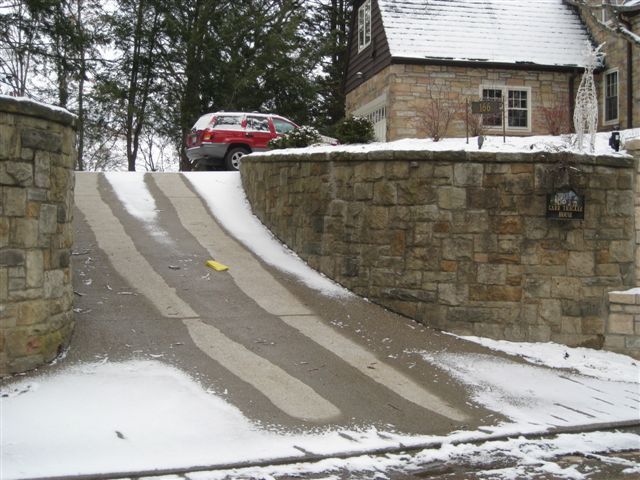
268, 126, 322, 149
334, 116, 375, 144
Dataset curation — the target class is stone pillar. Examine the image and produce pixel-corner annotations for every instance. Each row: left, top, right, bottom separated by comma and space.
0, 97, 76, 375
629, 138, 640, 286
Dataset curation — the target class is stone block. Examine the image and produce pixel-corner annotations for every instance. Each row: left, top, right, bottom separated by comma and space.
469, 285, 522, 302
527, 324, 552, 342
26, 250, 44, 288
0, 249, 25, 267
437, 187, 466, 209
582, 316, 605, 334
438, 283, 468, 306
477, 264, 507, 285
34, 152, 51, 188
3, 187, 26, 216
10, 218, 38, 248
43, 269, 65, 299
453, 163, 483, 187
39, 204, 58, 235
0, 217, 8, 248
17, 300, 48, 326
373, 181, 397, 205
609, 240, 634, 262
567, 251, 595, 276
608, 313, 634, 334
21, 127, 63, 152
1, 161, 33, 187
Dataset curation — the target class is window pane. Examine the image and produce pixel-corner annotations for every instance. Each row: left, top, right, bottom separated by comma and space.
605, 71, 618, 122
273, 118, 295, 134
482, 89, 502, 127
508, 109, 528, 128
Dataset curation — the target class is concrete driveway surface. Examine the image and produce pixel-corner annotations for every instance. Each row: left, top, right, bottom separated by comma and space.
1, 172, 638, 480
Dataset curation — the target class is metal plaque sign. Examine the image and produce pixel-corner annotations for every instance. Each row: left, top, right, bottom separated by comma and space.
471, 100, 502, 115
546, 189, 585, 220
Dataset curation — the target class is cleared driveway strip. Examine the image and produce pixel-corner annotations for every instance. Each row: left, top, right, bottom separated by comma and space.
153, 173, 468, 423
75, 174, 340, 422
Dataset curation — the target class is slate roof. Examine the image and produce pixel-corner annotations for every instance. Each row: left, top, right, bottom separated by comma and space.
377, 0, 592, 68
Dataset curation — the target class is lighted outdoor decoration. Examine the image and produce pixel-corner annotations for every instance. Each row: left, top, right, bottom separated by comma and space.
573, 42, 604, 153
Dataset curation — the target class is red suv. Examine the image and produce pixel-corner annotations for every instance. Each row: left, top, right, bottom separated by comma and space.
185, 112, 298, 171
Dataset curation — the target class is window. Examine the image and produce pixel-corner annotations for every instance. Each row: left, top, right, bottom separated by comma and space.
272, 117, 296, 135
604, 69, 619, 124
480, 86, 531, 131
358, 0, 372, 52
246, 115, 270, 132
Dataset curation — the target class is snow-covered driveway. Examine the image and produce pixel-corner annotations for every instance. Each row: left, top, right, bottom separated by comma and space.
1, 172, 638, 480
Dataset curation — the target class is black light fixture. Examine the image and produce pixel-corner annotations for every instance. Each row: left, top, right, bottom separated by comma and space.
609, 130, 621, 152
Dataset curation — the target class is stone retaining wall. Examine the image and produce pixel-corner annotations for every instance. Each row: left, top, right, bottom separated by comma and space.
0, 97, 76, 375
242, 148, 639, 358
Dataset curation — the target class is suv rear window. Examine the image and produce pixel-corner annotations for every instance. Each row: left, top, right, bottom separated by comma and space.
192, 114, 214, 131
212, 115, 243, 130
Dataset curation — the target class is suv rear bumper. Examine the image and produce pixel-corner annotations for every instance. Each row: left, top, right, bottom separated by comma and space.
186, 143, 228, 162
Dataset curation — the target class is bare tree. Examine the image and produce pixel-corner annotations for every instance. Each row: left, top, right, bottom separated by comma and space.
541, 100, 572, 135
421, 84, 460, 141
0, 2, 36, 96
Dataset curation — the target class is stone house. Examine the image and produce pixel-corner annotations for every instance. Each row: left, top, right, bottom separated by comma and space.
345, 0, 640, 142
569, 0, 640, 131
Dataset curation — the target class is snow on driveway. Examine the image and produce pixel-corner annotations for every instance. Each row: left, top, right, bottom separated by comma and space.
1, 352, 638, 479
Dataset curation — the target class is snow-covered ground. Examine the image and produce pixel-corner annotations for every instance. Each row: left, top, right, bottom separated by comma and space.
255, 129, 639, 158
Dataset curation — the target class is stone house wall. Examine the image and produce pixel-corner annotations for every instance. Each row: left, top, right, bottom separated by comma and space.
0, 97, 76, 375
346, 64, 574, 141
574, 1, 639, 130
242, 149, 638, 358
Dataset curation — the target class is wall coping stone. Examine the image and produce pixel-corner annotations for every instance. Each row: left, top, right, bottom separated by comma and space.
246, 149, 634, 168
0, 95, 77, 129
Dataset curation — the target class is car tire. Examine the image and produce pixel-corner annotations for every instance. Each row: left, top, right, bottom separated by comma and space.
224, 147, 249, 171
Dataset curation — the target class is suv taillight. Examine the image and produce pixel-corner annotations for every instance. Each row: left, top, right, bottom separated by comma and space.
202, 130, 215, 142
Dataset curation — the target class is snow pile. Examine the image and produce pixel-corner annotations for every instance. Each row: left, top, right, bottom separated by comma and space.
254, 129, 638, 158
451, 335, 639, 383
0, 361, 421, 479
414, 351, 639, 435
2, 358, 638, 480
184, 172, 350, 298
194, 431, 640, 480
104, 172, 174, 245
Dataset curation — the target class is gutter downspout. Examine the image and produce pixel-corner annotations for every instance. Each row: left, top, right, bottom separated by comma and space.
622, 16, 634, 129
569, 70, 577, 132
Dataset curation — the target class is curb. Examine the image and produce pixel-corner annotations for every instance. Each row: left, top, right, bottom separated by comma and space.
17, 419, 640, 480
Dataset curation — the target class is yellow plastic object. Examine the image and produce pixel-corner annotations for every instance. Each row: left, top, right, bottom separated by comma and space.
206, 260, 229, 272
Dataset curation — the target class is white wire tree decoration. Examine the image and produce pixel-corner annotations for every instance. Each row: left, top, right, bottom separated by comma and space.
573, 42, 604, 153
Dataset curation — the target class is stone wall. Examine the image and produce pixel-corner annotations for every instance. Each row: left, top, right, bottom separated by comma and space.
242, 149, 638, 358
0, 97, 76, 375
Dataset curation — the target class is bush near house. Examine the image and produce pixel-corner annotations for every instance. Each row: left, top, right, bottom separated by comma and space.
335, 116, 375, 144
268, 126, 323, 149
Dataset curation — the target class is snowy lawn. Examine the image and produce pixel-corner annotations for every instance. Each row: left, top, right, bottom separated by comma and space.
253, 128, 638, 158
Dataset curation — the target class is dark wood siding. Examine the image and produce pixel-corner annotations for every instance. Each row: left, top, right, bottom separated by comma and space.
344, 0, 392, 94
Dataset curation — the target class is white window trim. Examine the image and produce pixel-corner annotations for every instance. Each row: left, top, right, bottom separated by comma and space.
603, 67, 620, 126
478, 85, 532, 133
358, 0, 372, 53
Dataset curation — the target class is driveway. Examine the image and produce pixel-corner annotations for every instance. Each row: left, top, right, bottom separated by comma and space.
1, 172, 638, 480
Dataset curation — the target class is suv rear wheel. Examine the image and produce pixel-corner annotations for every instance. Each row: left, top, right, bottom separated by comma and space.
225, 146, 249, 171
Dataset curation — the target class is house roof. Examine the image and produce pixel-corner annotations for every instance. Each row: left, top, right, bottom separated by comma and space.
377, 0, 593, 68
